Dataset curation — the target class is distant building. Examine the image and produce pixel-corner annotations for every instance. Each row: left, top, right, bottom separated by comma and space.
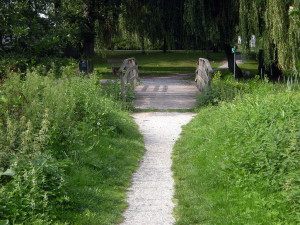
238, 36, 242, 45
237, 35, 256, 48
250, 35, 256, 47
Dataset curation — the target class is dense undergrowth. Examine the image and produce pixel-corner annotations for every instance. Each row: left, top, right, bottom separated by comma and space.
173, 73, 300, 224
0, 67, 144, 224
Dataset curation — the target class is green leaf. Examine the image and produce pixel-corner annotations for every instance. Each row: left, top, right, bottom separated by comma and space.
0, 220, 9, 225
0, 96, 7, 103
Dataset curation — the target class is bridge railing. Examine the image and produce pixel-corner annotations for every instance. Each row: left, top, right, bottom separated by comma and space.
117, 58, 139, 102
195, 58, 213, 92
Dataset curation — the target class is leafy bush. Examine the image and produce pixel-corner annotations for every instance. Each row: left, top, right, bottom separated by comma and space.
1, 69, 122, 153
0, 55, 76, 79
0, 154, 69, 225
197, 71, 264, 107
0, 108, 68, 224
0, 110, 49, 170
0, 67, 143, 224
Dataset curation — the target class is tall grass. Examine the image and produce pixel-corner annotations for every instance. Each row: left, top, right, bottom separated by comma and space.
173, 79, 300, 224
0, 69, 144, 224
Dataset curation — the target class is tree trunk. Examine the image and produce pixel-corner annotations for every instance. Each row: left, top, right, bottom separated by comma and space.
140, 33, 145, 54
82, 35, 95, 73
54, 0, 61, 10
0, 32, 3, 52
163, 37, 167, 53
258, 48, 282, 81
64, 44, 80, 59
267, 62, 282, 82
80, 0, 97, 73
223, 43, 243, 78
258, 49, 265, 79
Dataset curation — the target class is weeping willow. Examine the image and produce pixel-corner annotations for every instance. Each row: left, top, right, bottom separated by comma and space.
119, 0, 184, 51
240, 0, 300, 77
186, 0, 241, 44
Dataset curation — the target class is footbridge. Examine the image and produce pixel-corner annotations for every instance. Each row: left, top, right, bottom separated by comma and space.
114, 57, 213, 110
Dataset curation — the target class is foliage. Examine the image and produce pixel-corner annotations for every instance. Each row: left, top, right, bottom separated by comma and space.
0, 0, 121, 73
0, 0, 70, 56
197, 71, 268, 106
173, 80, 300, 224
119, 0, 185, 51
120, 0, 157, 51
0, 54, 76, 79
187, 0, 240, 47
239, 0, 300, 76
0, 154, 69, 225
94, 50, 226, 79
0, 67, 144, 224
0, 107, 68, 224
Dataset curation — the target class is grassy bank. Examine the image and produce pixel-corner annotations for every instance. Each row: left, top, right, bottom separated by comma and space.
0, 69, 144, 224
94, 50, 226, 78
173, 77, 300, 224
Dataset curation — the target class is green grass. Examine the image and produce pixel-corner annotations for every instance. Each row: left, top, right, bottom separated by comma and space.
214, 61, 259, 79
94, 50, 226, 78
0, 69, 145, 225
62, 115, 144, 225
172, 82, 300, 224
239, 59, 259, 77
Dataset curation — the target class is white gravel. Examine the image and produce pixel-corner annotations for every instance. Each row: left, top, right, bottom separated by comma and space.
121, 112, 195, 225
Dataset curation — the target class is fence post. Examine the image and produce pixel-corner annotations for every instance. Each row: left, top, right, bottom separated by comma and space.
118, 58, 139, 102
195, 58, 213, 92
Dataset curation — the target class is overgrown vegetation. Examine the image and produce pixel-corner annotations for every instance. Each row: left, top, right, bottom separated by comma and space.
197, 71, 260, 107
0, 68, 144, 224
173, 73, 300, 224
239, 0, 300, 77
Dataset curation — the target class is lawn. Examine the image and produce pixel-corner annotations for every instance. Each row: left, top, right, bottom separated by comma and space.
94, 50, 226, 79
239, 59, 259, 77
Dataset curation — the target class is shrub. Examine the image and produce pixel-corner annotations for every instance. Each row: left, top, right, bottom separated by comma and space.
0, 153, 69, 225
174, 84, 300, 224
0, 65, 142, 224
1, 69, 123, 152
0, 109, 69, 224
0, 55, 76, 80
197, 71, 269, 107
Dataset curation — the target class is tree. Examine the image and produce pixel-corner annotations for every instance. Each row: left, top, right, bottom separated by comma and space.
0, 0, 121, 71
120, 0, 185, 52
120, 0, 152, 53
239, 0, 300, 79
184, 0, 243, 78
150, 0, 185, 52
0, 0, 68, 57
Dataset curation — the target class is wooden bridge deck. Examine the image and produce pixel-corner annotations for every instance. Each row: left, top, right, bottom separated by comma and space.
134, 74, 199, 110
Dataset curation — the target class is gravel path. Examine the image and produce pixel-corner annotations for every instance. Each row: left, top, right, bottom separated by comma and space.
121, 112, 195, 225
121, 58, 244, 224
121, 73, 197, 224
214, 54, 244, 71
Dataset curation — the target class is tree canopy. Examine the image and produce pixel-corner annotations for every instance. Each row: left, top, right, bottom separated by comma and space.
239, 0, 300, 78
0, 0, 299, 77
